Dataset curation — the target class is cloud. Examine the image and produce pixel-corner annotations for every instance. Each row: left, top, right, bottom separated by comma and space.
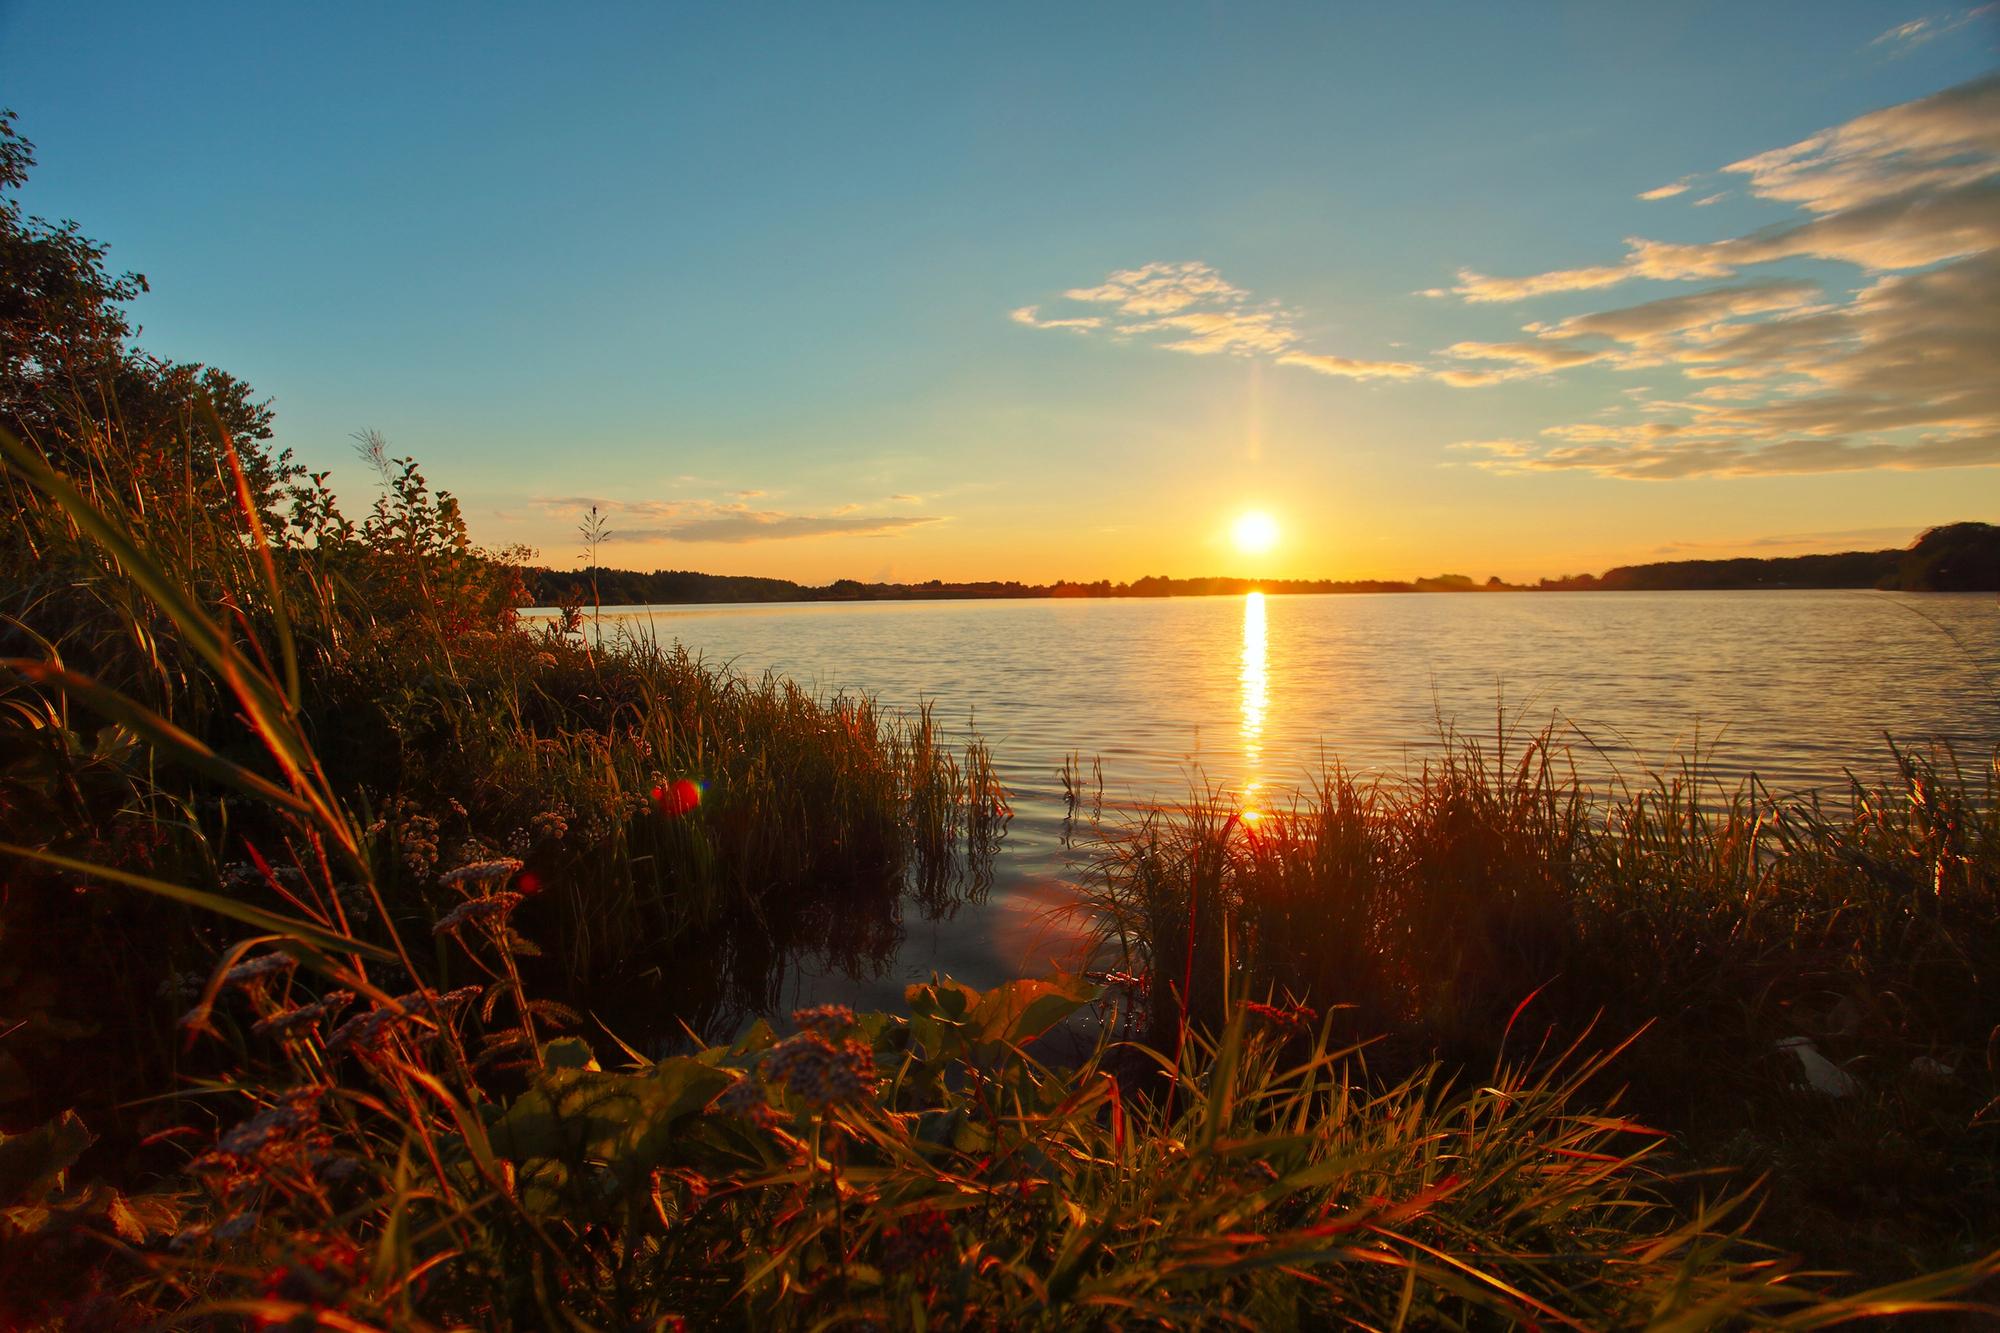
1276, 351, 1426, 380
1010, 305, 1103, 332
1447, 439, 1536, 457
1447, 73, 2000, 301
1533, 278, 1821, 345
1450, 263, 1631, 303
888, 493, 922, 503
1459, 252, 2000, 477
1718, 85, 2000, 216
1638, 178, 1693, 200
1063, 261, 1250, 315
1872, 6, 1994, 52
1693, 192, 1727, 207
536, 496, 942, 544
1434, 75, 2000, 478
1133, 308, 1297, 355
630, 513, 941, 543
1017, 259, 1430, 382
1471, 432, 2000, 480
1875, 17, 1939, 46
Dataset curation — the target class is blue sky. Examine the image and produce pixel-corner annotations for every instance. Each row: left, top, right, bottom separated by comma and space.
3, 2, 1995, 580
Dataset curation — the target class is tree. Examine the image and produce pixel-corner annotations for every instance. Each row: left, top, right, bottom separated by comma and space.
0, 109, 295, 527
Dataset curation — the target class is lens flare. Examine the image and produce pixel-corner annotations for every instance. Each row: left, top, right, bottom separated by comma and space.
652, 777, 703, 817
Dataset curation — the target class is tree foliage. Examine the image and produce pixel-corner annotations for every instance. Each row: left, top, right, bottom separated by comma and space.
0, 108, 295, 527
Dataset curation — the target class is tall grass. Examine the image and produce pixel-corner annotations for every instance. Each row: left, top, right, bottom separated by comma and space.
3, 429, 1997, 1325
1077, 731, 2000, 1277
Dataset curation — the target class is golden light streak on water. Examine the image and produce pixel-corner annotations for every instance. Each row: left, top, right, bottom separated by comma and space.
1240, 590, 1267, 822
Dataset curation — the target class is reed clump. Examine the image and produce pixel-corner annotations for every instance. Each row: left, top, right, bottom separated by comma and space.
1080, 732, 2000, 1279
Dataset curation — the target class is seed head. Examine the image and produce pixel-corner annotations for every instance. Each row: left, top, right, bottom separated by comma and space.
433, 891, 522, 934
438, 858, 524, 887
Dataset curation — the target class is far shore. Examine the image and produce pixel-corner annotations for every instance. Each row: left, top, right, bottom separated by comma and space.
523, 520, 1996, 609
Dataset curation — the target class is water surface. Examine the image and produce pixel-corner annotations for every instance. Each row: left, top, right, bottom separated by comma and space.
527, 591, 2000, 1009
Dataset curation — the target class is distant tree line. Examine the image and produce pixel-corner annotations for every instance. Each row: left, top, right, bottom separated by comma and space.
524, 522, 1998, 608
1535, 523, 1999, 593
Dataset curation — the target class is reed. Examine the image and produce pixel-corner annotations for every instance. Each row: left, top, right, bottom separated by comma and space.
3, 430, 1996, 1325
1077, 731, 2000, 1279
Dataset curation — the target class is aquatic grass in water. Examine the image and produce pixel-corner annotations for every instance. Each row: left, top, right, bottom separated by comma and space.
1078, 729, 2000, 1277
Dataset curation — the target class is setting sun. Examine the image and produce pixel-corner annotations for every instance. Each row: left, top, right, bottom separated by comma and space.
1233, 511, 1280, 556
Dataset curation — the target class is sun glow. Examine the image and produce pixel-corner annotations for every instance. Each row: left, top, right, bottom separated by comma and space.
1233, 510, 1280, 556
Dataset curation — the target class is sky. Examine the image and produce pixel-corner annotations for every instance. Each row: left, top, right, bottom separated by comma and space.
2, 1, 1996, 583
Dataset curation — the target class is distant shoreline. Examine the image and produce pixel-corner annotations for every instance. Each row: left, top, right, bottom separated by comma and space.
522, 522, 1997, 607
517, 584, 1988, 616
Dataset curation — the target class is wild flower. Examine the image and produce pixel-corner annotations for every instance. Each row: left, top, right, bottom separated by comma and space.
195, 1087, 325, 1172
882, 1207, 954, 1271
432, 891, 522, 934
792, 1003, 857, 1036
252, 990, 355, 1037
765, 1030, 878, 1106
389, 984, 483, 1019
394, 812, 440, 879
222, 953, 298, 987
529, 806, 571, 843
331, 881, 373, 924
438, 858, 523, 887
713, 1073, 785, 1130
325, 1007, 409, 1058
531, 650, 558, 670
252, 1234, 362, 1332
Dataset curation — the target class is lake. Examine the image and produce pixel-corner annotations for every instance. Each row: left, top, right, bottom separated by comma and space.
525, 590, 2000, 1011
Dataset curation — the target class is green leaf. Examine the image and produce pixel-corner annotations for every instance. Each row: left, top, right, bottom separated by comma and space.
542, 1037, 600, 1072
491, 1058, 733, 1184
968, 975, 1101, 1048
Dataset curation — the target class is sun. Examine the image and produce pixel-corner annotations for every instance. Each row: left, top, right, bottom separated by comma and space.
1232, 510, 1280, 556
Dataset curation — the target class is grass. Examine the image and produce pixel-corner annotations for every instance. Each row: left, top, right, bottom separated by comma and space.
1075, 729, 2000, 1281
2, 423, 1997, 1327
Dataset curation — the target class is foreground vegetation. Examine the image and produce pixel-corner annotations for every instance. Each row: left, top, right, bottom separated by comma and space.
4, 438, 1995, 1331
1079, 735, 1999, 1285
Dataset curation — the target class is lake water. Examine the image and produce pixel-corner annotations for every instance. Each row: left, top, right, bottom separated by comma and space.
527, 591, 2000, 1011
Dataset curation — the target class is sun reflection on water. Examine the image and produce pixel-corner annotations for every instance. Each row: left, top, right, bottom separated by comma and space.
1240, 591, 1267, 822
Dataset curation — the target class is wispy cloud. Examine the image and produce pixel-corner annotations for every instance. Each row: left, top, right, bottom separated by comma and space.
1637, 178, 1693, 200
1017, 260, 1427, 381
1010, 305, 1103, 332
1451, 73, 2000, 303
537, 495, 942, 544
1434, 74, 2000, 479
1872, 6, 1994, 52
1277, 351, 1425, 380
